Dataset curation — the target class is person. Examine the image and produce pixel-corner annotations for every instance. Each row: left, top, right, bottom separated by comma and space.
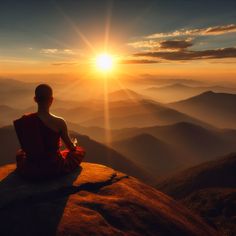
13, 84, 85, 180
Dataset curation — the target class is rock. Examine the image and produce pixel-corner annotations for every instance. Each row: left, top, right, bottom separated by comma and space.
0, 162, 218, 236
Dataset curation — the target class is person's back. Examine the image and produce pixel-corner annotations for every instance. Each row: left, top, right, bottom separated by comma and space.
14, 84, 85, 180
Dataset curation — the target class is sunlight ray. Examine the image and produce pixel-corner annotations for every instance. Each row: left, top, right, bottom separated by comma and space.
112, 77, 140, 103
55, 4, 96, 53
112, 76, 162, 122
103, 75, 112, 145
55, 70, 94, 99
104, 0, 113, 51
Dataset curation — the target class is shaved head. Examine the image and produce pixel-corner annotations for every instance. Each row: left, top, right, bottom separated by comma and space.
35, 84, 53, 104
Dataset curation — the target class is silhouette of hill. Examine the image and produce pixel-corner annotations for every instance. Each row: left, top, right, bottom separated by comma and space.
144, 83, 236, 102
111, 122, 236, 166
0, 79, 211, 129
0, 162, 218, 236
111, 133, 184, 177
157, 153, 236, 235
67, 122, 107, 142
66, 99, 209, 129
0, 99, 83, 127
157, 152, 236, 198
0, 126, 152, 183
169, 91, 236, 129
0, 105, 22, 127
0, 79, 36, 108
107, 89, 147, 101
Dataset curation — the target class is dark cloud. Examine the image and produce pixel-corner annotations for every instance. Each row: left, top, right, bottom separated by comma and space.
160, 39, 193, 50
146, 24, 236, 39
134, 47, 236, 61
120, 59, 159, 64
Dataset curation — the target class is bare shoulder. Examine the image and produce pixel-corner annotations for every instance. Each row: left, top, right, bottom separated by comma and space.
50, 114, 67, 129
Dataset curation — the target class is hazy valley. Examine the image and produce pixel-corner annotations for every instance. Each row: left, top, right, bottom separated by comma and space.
1, 77, 236, 235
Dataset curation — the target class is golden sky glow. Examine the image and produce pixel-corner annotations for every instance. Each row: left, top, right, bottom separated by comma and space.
0, 1, 235, 82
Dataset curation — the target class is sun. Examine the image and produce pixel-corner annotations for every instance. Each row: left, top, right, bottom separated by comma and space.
95, 53, 113, 71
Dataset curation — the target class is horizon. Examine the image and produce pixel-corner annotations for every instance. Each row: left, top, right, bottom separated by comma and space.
0, 2, 236, 235
0, 0, 235, 81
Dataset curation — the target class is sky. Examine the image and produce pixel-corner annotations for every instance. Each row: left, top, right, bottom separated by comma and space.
0, 0, 236, 80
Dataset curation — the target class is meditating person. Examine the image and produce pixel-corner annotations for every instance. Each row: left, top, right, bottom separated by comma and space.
13, 84, 85, 179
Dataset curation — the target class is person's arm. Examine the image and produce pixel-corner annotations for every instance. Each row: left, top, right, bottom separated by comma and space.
60, 119, 76, 151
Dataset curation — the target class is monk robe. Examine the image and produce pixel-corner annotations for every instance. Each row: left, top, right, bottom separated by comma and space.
13, 113, 85, 180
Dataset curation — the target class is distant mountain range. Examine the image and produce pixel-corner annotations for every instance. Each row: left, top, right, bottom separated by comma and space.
157, 152, 236, 235
0, 79, 36, 108
64, 98, 209, 129
111, 133, 184, 177
107, 89, 148, 101
110, 122, 236, 177
143, 83, 236, 102
169, 91, 236, 129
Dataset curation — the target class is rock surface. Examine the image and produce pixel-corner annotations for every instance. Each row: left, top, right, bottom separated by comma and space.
0, 162, 218, 236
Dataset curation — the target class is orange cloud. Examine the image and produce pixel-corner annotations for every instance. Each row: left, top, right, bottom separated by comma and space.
146, 24, 236, 39
40, 48, 75, 55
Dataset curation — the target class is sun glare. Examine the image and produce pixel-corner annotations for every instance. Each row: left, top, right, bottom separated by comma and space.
95, 53, 113, 71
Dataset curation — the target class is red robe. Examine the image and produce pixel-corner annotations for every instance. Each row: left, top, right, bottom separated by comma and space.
13, 113, 85, 180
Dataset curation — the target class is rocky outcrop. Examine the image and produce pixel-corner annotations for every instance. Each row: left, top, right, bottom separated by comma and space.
0, 162, 217, 236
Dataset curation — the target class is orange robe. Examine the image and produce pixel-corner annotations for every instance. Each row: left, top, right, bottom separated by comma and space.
13, 113, 85, 180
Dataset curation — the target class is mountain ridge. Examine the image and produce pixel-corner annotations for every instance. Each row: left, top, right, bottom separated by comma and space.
169, 91, 236, 128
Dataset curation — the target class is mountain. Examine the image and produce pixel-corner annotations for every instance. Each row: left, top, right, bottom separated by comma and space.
65, 99, 209, 129
157, 152, 236, 198
111, 122, 236, 166
0, 126, 152, 183
0, 78, 84, 111
157, 153, 236, 235
0, 162, 218, 236
0, 98, 90, 127
144, 83, 236, 102
107, 89, 147, 101
126, 77, 208, 87
67, 122, 107, 143
111, 133, 184, 177
0, 105, 22, 127
0, 79, 211, 129
0, 79, 36, 108
169, 91, 236, 129
70, 131, 153, 183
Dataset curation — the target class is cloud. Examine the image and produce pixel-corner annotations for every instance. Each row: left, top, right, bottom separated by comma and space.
40, 48, 75, 55
41, 48, 58, 54
51, 62, 77, 66
146, 24, 236, 39
128, 40, 160, 49
200, 24, 236, 35
160, 39, 193, 50
128, 39, 193, 50
134, 47, 236, 61
119, 59, 159, 64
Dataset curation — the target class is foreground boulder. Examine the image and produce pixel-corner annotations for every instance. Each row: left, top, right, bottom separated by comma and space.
0, 162, 217, 236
